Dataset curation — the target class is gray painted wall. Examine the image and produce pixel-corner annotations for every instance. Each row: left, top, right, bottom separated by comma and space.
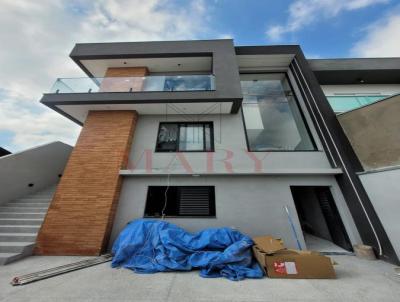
127, 69, 330, 175
110, 175, 361, 250
0, 141, 72, 205
111, 68, 362, 251
127, 112, 332, 175
359, 167, 400, 258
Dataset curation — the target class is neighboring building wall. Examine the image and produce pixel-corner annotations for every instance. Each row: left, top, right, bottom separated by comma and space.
0, 142, 72, 205
110, 175, 361, 251
35, 110, 138, 255
359, 167, 400, 258
338, 94, 400, 170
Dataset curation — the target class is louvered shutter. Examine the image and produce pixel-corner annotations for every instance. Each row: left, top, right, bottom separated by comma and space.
178, 187, 211, 216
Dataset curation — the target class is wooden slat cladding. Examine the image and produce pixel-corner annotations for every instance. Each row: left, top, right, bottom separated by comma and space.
35, 110, 138, 255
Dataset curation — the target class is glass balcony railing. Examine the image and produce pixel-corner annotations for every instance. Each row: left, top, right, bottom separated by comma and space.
50, 75, 215, 94
326, 95, 389, 113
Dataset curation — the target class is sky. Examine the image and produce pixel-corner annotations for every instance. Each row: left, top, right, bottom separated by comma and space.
0, 0, 399, 152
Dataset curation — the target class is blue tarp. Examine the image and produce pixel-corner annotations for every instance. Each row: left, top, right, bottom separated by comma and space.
111, 219, 264, 281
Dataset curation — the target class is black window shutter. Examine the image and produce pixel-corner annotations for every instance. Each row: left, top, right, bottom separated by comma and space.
178, 187, 213, 216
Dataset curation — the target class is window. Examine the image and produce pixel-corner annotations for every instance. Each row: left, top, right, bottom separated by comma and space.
142, 75, 215, 92
326, 95, 388, 113
241, 73, 315, 151
163, 75, 214, 91
156, 122, 214, 152
144, 186, 216, 217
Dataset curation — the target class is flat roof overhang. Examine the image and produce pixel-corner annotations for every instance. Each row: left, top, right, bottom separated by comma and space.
44, 39, 243, 125
40, 92, 239, 126
69, 39, 242, 100
308, 58, 400, 85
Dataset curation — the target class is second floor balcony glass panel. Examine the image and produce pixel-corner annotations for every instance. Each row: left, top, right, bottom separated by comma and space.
50, 75, 215, 94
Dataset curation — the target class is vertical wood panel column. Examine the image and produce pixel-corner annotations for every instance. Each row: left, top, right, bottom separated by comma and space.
35, 110, 138, 255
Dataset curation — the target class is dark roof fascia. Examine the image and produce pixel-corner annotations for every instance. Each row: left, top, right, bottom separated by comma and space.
308, 58, 400, 71
70, 40, 229, 79
308, 58, 400, 85
235, 45, 301, 56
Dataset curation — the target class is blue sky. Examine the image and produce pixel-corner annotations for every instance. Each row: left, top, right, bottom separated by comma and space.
0, 0, 399, 152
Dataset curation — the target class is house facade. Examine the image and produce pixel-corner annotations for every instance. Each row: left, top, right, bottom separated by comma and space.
34, 39, 399, 264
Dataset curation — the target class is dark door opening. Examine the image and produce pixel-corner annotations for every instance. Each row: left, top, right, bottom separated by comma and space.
290, 186, 353, 252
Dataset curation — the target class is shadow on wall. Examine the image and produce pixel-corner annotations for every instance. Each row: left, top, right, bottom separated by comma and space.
0, 142, 72, 205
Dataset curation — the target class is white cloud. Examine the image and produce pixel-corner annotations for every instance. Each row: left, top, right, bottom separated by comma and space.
0, 90, 81, 149
0, 0, 208, 152
266, 0, 389, 42
351, 10, 400, 57
218, 33, 234, 39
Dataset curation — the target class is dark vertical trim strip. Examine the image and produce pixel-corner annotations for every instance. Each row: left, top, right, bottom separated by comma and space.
290, 54, 399, 264
289, 64, 337, 167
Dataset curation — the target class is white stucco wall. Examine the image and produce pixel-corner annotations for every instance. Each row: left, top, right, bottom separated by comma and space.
359, 167, 400, 258
110, 175, 361, 251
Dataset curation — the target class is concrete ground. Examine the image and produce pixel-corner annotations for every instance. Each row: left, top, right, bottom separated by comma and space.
304, 233, 351, 253
1, 255, 399, 302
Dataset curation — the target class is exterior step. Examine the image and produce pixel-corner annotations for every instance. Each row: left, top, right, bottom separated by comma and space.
0, 252, 24, 265
29, 192, 55, 198
15, 198, 51, 203
0, 225, 40, 233
0, 233, 37, 242
0, 213, 45, 219
0, 185, 56, 265
4, 202, 50, 208
0, 242, 35, 253
0, 218, 43, 225
0, 207, 48, 213
27, 194, 53, 199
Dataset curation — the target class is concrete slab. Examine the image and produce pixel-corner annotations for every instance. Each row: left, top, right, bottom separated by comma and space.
0, 255, 399, 302
304, 233, 350, 253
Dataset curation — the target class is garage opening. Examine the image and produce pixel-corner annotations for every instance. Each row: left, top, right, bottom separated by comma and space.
290, 186, 353, 252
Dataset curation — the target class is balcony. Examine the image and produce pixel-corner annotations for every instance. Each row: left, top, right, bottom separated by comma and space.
50, 75, 215, 94
41, 73, 240, 125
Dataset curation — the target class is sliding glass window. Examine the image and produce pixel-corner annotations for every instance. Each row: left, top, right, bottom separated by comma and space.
241, 73, 315, 151
156, 122, 214, 152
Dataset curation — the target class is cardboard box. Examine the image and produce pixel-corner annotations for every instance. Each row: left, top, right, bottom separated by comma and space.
253, 236, 336, 279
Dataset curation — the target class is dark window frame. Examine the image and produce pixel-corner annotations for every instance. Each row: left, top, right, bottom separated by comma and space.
144, 186, 216, 218
155, 121, 215, 152
240, 72, 317, 152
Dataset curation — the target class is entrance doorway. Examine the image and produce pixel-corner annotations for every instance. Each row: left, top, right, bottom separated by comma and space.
290, 186, 353, 252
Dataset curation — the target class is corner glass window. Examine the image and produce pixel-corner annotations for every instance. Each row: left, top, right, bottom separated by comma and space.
241, 73, 315, 151
156, 122, 214, 152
